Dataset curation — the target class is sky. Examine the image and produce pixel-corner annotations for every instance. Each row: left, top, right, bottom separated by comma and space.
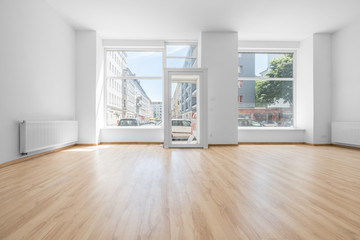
255, 54, 268, 76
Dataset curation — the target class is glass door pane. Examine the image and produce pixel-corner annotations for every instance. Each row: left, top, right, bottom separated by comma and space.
170, 75, 199, 145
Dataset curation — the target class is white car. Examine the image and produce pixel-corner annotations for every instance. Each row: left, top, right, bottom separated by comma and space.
171, 119, 194, 140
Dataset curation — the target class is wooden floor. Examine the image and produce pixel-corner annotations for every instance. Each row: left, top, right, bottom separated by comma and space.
0, 144, 359, 240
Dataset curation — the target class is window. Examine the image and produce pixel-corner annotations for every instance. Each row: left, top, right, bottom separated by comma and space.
166, 43, 197, 68
105, 50, 163, 127
238, 52, 295, 128
238, 65, 243, 74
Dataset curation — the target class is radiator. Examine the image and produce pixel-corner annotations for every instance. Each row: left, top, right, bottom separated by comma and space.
332, 122, 360, 146
20, 121, 78, 154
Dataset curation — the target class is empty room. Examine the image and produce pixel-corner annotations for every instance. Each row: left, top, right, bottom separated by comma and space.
1, 0, 360, 239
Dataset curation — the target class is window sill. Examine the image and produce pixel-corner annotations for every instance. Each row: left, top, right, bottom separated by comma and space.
102, 126, 163, 130
238, 127, 305, 131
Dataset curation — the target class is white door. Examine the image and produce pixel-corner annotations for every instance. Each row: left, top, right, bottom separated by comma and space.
164, 69, 208, 148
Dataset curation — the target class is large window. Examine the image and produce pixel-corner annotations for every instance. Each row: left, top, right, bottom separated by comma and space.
238, 52, 295, 127
105, 50, 163, 127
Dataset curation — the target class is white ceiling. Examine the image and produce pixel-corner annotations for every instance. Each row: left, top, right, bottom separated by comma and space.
46, 0, 360, 41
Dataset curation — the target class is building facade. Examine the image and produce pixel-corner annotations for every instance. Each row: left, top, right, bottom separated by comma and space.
106, 51, 127, 125
238, 53, 256, 109
152, 101, 162, 120
171, 84, 181, 119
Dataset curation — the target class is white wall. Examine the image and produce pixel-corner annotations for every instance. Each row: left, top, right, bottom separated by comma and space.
332, 19, 360, 122
200, 32, 239, 144
101, 128, 163, 142
76, 31, 98, 144
238, 129, 304, 143
313, 34, 332, 144
297, 35, 315, 143
297, 34, 333, 144
0, 0, 75, 164
76, 31, 104, 144
238, 41, 300, 49
96, 35, 105, 143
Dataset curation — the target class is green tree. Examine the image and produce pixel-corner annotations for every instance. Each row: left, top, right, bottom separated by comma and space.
255, 54, 293, 107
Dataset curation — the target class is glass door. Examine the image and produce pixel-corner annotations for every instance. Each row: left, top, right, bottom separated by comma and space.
164, 69, 207, 148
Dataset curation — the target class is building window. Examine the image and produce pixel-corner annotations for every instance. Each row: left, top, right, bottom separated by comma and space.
238, 65, 243, 74
105, 50, 163, 127
237, 52, 295, 128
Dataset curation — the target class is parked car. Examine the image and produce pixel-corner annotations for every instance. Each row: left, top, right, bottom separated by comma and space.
261, 121, 278, 127
238, 118, 261, 127
118, 118, 140, 126
171, 119, 194, 140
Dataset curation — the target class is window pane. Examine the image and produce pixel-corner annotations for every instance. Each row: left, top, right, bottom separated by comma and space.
106, 51, 162, 77
106, 79, 162, 127
238, 53, 293, 78
167, 58, 197, 68
238, 80, 293, 127
166, 45, 197, 57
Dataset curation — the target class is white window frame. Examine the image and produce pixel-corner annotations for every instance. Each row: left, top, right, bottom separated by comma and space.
104, 47, 165, 129
164, 68, 208, 148
237, 49, 297, 128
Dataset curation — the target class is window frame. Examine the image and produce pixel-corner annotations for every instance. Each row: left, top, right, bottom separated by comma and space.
104, 47, 165, 129
237, 49, 297, 128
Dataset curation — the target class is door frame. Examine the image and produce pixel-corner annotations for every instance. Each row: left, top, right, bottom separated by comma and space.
164, 68, 208, 148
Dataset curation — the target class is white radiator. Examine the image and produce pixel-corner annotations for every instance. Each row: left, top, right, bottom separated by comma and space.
20, 121, 78, 154
332, 122, 360, 146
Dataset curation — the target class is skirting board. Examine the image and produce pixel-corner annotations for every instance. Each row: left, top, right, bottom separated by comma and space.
75, 144, 98, 146
238, 142, 304, 145
209, 144, 239, 146
331, 143, 360, 150
303, 143, 333, 146
0, 144, 76, 168
99, 142, 163, 145
2, 142, 358, 169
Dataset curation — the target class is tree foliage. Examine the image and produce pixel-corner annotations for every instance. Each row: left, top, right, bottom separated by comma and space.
255, 54, 293, 107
